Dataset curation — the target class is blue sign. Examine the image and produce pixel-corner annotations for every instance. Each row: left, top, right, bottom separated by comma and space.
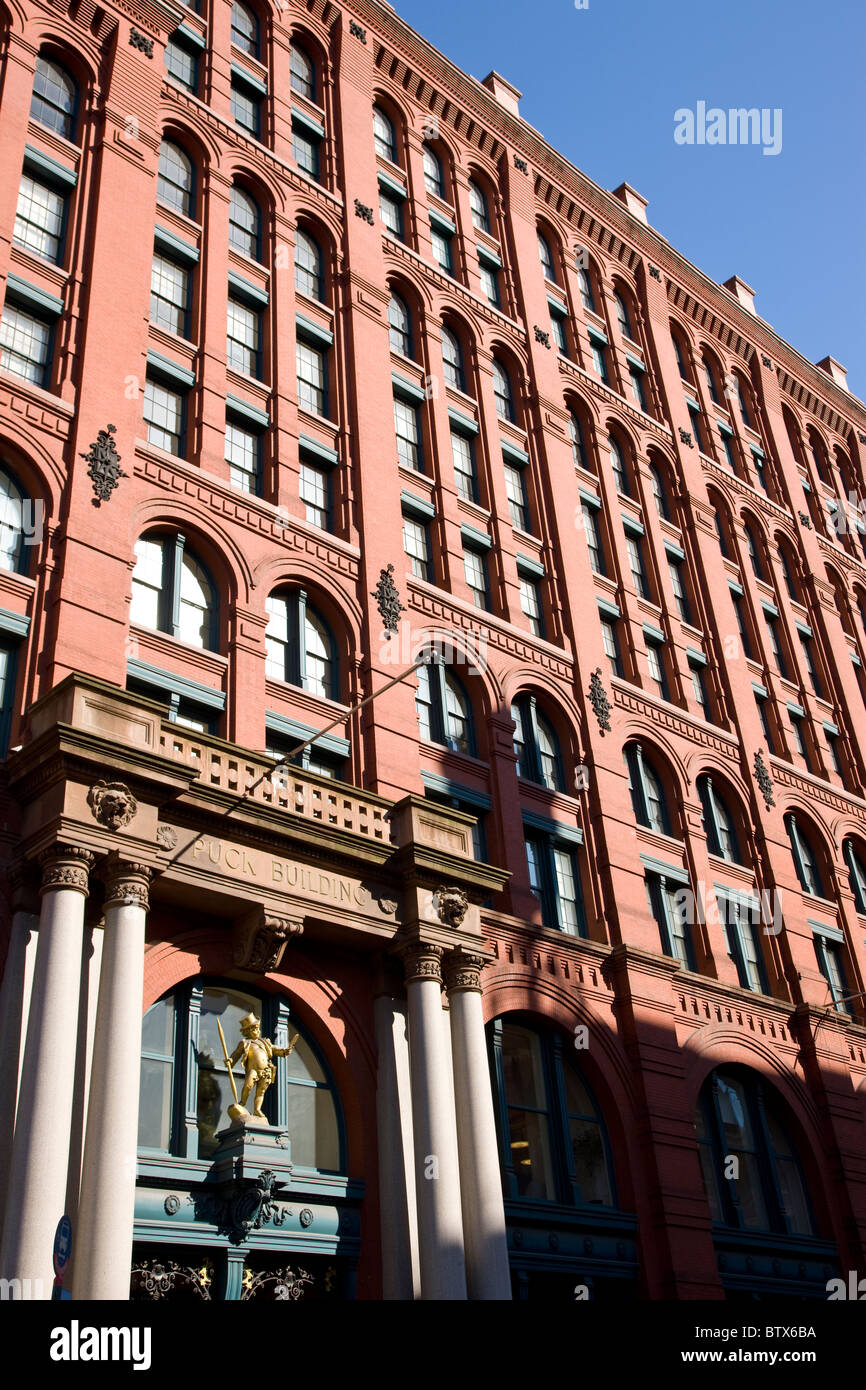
53, 1216, 72, 1279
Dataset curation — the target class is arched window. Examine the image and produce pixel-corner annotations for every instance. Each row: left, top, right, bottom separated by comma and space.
294, 228, 322, 301
613, 292, 632, 339
441, 326, 465, 392
415, 660, 474, 755
422, 144, 444, 199
734, 375, 754, 430
537, 231, 556, 283
289, 43, 315, 101
808, 431, 829, 485
786, 815, 826, 898
696, 1067, 814, 1236
577, 266, 596, 313
130, 533, 218, 651
0, 467, 31, 575
468, 179, 490, 233
743, 523, 764, 580
158, 140, 194, 219
231, 1, 259, 56
697, 775, 742, 862
492, 359, 514, 422
569, 412, 589, 471
671, 327, 690, 379
511, 696, 564, 791
265, 590, 337, 700
139, 980, 344, 1169
648, 463, 669, 519
373, 105, 396, 163
387, 291, 412, 358
625, 744, 672, 835
608, 435, 629, 495
228, 186, 260, 260
489, 1020, 615, 1207
703, 357, 721, 405
844, 839, 866, 915
30, 55, 77, 140
776, 540, 798, 601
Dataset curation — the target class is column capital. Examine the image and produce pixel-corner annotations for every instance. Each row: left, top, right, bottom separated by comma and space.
101, 854, 153, 912
39, 844, 96, 897
399, 940, 444, 987
443, 949, 486, 994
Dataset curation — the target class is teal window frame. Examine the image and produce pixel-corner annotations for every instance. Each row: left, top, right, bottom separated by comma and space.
844, 840, 866, 915
645, 868, 694, 967
718, 894, 768, 993
129, 531, 219, 651
698, 776, 742, 863
511, 694, 564, 791
625, 743, 672, 835
265, 588, 338, 700
524, 824, 587, 936
786, 814, 826, 898
811, 926, 852, 1016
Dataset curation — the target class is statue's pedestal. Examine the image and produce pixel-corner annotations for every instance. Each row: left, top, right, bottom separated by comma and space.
209, 1120, 293, 1185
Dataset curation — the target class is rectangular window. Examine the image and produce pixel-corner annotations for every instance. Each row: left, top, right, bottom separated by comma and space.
402, 513, 431, 581
626, 534, 650, 599
647, 642, 670, 701
144, 376, 184, 455
690, 662, 709, 713
645, 873, 693, 967
721, 898, 767, 993
231, 81, 261, 136
550, 311, 568, 356
293, 125, 320, 181
379, 190, 403, 238
790, 713, 807, 760
601, 618, 623, 678
813, 934, 851, 1015
463, 545, 490, 610
225, 419, 262, 494
150, 254, 190, 337
799, 633, 822, 696
718, 429, 737, 472
590, 339, 608, 382
394, 397, 422, 471
296, 340, 326, 416
14, 173, 65, 263
451, 431, 477, 502
753, 453, 768, 492
227, 297, 261, 378
688, 405, 705, 453
756, 693, 775, 751
825, 731, 842, 778
300, 461, 331, 530
520, 575, 543, 638
430, 226, 453, 275
732, 593, 754, 661
765, 615, 788, 679
165, 36, 198, 91
504, 463, 530, 532
526, 833, 586, 935
628, 363, 647, 411
583, 504, 605, 575
479, 261, 499, 306
0, 640, 19, 756
668, 557, 692, 623
0, 301, 52, 386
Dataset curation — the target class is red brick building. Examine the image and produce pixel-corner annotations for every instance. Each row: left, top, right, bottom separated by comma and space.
0, 0, 864, 1303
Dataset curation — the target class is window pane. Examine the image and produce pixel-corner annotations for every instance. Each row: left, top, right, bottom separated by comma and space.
225, 421, 260, 493
232, 83, 260, 135
293, 127, 319, 179
300, 462, 329, 528
31, 57, 75, 139
451, 432, 476, 500
304, 607, 332, 697
463, 547, 487, 608
289, 45, 314, 100
143, 378, 183, 454
227, 298, 260, 376
178, 551, 213, 648
568, 1116, 612, 1204
505, 464, 529, 530
553, 846, 579, 932
394, 397, 421, 469
158, 141, 193, 217
297, 341, 325, 414
294, 230, 321, 299
130, 535, 165, 629
379, 191, 402, 237
165, 38, 197, 90
229, 187, 259, 259
469, 181, 489, 232
138, 1058, 173, 1149
520, 576, 542, 636
285, 1082, 339, 1170
403, 515, 429, 579
14, 174, 64, 262
0, 304, 51, 384
231, 0, 258, 54
150, 255, 188, 336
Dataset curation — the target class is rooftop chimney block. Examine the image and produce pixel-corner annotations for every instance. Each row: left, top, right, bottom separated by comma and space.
815, 356, 849, 391
611, 183, 648, 224
481, 71, 522, 117
722, 276, 757, 314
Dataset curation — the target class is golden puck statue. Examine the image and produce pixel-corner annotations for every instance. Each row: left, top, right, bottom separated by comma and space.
217, 1013, 299, 1124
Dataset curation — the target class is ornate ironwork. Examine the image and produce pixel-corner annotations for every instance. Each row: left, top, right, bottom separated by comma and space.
194, 1169, 292, 1245
513, 154, 528, 173
81, 424, 127, 506
372, 563, 404, 636
349, 18, 367, 41
678, 427, 694, 448
588, 668, 612, 734
131, 1258, 212, 1299
798, 510, 812, 529
354, 199, 374, 224
534, 326, 551, 348
754, 749, 775, 809
761, 354, 773, 368
241, 1266, 314, 1300
648, 265, 661, 281
859, 432, 866, 445
129, 28, 154, 57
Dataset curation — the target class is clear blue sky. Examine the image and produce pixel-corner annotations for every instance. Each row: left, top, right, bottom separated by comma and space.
389, 0, 866, 400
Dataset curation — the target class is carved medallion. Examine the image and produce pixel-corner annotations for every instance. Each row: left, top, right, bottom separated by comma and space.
156, 825, 178, 851
435, 885, 469, 929
588, 667, 612, 735
87, 779, 137, 830
753, 749, 775, 809
80, 424, 127, 506
372, 563, 404, 636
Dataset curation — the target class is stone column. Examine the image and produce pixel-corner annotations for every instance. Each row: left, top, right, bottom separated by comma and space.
444, 949, 512, 1300
72, 858, 152, 1301
0, 871, 39, 1243
401, 943, 467, 1300
0, 845, 94, 1296
374, 991, 420, 1299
